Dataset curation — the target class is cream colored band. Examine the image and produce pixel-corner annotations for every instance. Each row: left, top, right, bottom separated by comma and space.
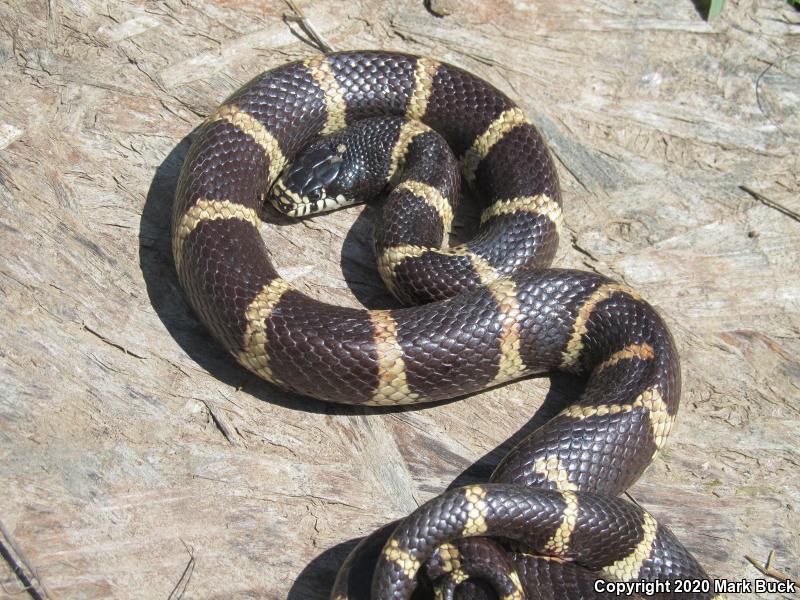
461, 485, 489, 535
488, 277, 526, 384
600, 512, 659, 581
434, 543, 461, 574
387, 120, 432, 181
596, 342, 655, 372
543, 491, 579, 555
395, 180, 454, 235
559, 386, 675, 450
383, 538, 420, 579
304, 55, 347, 134
234, 277, 293, 385
377, 244, 500, 300
461, 107, 530, 183
174, 198, 260, 271
369, 310, 421, 405
532, 456, 579, 492
207, 104, 286, 183
560, 283, 642, 372
481, 194, 563, 235
406, 57, 440, 120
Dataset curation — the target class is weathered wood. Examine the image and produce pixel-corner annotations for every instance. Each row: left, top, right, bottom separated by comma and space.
0, 0, 798, 598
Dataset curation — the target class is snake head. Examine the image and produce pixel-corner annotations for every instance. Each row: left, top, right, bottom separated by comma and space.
270, 140, 354, 217
270, 119, 395, 217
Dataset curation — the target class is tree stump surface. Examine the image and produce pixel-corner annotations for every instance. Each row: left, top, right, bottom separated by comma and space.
0, 0, 798, 598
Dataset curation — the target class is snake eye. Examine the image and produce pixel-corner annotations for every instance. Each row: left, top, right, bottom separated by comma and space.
308, 188, 323, 201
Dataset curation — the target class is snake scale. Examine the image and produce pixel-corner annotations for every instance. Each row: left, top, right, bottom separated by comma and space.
171, 51, 724, 599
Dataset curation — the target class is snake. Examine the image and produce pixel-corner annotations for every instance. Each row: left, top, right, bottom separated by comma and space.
171, 51, 725, 599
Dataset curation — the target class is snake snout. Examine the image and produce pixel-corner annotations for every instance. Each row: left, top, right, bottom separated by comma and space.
269, 141, 351, 217
269, 178, 305, 215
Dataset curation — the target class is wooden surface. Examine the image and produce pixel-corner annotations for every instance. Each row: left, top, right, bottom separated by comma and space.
1, 0, 798, 598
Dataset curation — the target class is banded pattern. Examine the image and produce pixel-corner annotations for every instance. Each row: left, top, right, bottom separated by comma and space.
394, 180, 454, 234
370, 486, 719, 599
173, 198, 260, 271
461, 107, 530, 183
370, 310, 420, 405
426, 538, 526, 600
208, 104, 287, 181
407, 57, 441, 120
560, 283, 643, 372
388, 120, 435, 180
305, 55, 348, 134
235, 277, 293, 386
170, 52, 719, 599
480, 194, 563, 233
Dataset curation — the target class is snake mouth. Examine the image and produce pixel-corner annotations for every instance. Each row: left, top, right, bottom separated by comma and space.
269, 178, 306, 214
269, 178, 350, 217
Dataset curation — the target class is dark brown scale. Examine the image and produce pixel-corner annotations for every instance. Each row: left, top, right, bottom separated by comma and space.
375, 123, 461, 256
426, 538, 524, 599
170, 51, 717, 600
177, 217, 279, 352
282, 145, 344, 199
377, 190, 448, 252
398, 130, 461, 204
264, 292, 380, 404
422, 64, 516, 156
473, 124, 560, 201
492, 400, 660, 495
225, 60, 329, 154
491, 275, 681, 495
370, 485, 715, 599
330, 522, 399, 600
393, 285, 511, 398
442, 582, 495, 600
243, 271, 625, 405
577, 293, 681, 406
177, 119, 270, 206
327, 53, 419, 121
386, 252, 485, 305
307, 117, 405, 203
465, 211, 560, 274
513, 270, 608, 369
513, 557, 637, 600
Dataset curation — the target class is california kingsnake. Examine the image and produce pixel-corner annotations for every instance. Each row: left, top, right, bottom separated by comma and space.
171, 51, 724, 599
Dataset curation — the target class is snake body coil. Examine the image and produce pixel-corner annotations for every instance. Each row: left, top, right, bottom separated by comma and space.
172, 51, 722, 599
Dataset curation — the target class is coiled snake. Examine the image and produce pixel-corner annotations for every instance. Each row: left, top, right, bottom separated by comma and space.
171, 51, 723, 599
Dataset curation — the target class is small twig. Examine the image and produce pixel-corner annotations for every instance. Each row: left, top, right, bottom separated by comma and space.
283, 0, 335, 53
0, 518, 52, 600
570, 233, 600, 262
167, 541, 196, 600
740, 185, 800, 224
754, 53, 798, 140
623, 491, 643, 508
200, 399, 239, 446
745, 550, 799, 586
83, 323, 148, 359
